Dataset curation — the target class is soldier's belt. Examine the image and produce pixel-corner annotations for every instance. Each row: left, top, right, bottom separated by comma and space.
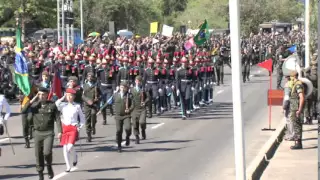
60, 75, 68, 78
147, 81, 158, 84
101, 83, 112, 87
31, 75, 40, 77
120, 79, 128, 82
181, 79, 192, 82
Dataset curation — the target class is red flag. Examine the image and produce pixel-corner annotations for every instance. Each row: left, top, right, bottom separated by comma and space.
257, 58, 273, 72
48, 70, 62, 100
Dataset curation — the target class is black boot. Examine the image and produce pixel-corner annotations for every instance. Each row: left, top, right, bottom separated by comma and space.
135, 135, 140, 144
290, 139, 302, 150
47, 166, 54, 179
38, 171, 44, 180
92, 128, 96, 135
125, 136, 130, 146
25, 138, 30, 148
86, 133, 92, 142
141, 130, 146, 140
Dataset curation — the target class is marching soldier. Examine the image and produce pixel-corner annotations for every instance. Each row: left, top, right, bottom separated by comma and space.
214, 51, 224, 85
242, 48, 251, 83
98, 81, 134, 152
97, 57, 115, 125
130, 76, 150, 144
82, 53, 97, 86
176, 57, 193, 119
21, 87, 62, 180
117, 56, 131, 89
276, 44, 291, 89
157, 57, 166, 112
82, 72, 100, 142
143, 57, 161, 117
191, 58, 200, 110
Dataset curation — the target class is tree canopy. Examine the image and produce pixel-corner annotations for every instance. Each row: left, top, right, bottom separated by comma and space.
0, 0, 309, 36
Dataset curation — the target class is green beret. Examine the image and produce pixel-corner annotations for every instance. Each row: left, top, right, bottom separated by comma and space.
68, 76, 78, 81
120, 81, 128, 87
135, 75, 142, 81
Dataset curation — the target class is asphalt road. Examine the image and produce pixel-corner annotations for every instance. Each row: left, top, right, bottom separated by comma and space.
0, 65, 280, 180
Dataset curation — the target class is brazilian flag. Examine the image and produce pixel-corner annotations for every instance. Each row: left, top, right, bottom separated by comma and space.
14, 20, 31, 96
194, 20, 209, 46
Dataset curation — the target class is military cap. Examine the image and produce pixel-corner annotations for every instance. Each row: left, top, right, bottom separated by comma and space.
68, 76, 78, 81
38, 87, 49, 93
120, 81, 128, 87
66, 88, 76, 94
135, 75, 142, 81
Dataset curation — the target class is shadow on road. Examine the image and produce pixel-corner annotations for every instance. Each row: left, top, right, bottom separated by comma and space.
77, 166, 140, 173
0, 162, 65, 169
124, 146, 187, 153
0, 173, 37, 179
87, 179, 125, 180
142, 139, 195, 144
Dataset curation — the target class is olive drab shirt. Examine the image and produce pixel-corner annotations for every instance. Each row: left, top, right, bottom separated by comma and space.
130, 87, 150, 111
113, 92, 134, 117
289, 80, 304, 111
21, 100, 62, 133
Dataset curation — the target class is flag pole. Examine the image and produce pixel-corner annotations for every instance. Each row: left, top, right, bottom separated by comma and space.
269, 71, 272, 129
229, 0, 246, 179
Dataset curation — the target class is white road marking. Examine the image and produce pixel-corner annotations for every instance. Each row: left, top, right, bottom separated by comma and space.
0, 138, 9, 143
52, 167, 78, 180
217, 90, 224, 94
151, 123, 165, 129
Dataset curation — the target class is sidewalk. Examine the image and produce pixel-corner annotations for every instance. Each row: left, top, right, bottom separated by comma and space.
261, 120, 318, 180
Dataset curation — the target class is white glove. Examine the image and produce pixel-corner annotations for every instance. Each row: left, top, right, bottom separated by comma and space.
191, 87, 195, 91
116, 86, 119, 92
166, 86, 169, 89
171, 85, 175, 89
158, 89, 162, 93
176, 90, 180, 95
207, 82, 209, 85
250, 63, 253, 65
200, 87, 202, 91
210, 82, 213, 85
130, 84, 133, 88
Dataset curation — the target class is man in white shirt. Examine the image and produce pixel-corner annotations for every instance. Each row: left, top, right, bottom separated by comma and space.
0, 93, 11, 134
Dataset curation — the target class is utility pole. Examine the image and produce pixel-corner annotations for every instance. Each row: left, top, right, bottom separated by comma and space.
305, 0, 310, 68
229, 0, 246, 179
80, 0, 84, 40
57, 0, 60, 43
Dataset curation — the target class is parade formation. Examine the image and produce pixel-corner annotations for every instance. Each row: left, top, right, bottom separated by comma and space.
0, 21, 318, 180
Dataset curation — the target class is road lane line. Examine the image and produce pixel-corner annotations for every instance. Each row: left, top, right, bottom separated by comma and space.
52, 167, 78, 180
217, 90, 224, 94
151, 123, 165, 129
0, 138, 9, 143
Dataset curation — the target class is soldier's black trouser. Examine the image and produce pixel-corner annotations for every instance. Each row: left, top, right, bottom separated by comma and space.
146, 83, 160, 115
22, 112, 33, 139
159, 80, 166, 110
34, 130, 54, 172
132, 109, 147, 136
215, 66, 224, 84
179, 82, 192, 114
84, 105, 97, 134
100, 85, 114, 122
276, 68, 283, 89
115, 116, 132, 145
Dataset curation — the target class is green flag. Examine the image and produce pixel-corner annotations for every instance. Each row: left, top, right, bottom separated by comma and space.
14, 21, 31, 96
194, 20, 209, 45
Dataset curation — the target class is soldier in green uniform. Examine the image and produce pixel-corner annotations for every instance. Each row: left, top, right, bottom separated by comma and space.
265, 45, 276, 76
288, 71, 305, 149
98, 81, 134, 152
241, 48, 251, 83
82, 72, 100, 142
276, 45, 291, 89
214, 51, 224, 86
21, 87, 62, 180
130, 76, 150, 144
303, 55, 318, 123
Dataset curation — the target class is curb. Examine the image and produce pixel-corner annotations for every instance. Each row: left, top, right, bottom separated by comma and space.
246, 118, 286, 180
